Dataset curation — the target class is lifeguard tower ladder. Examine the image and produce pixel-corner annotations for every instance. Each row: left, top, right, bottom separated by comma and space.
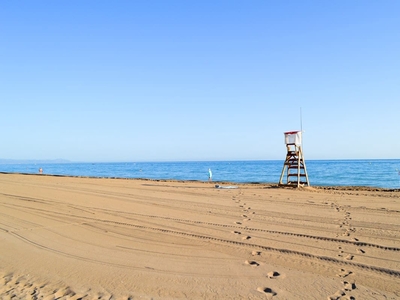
279, 131, 310, 187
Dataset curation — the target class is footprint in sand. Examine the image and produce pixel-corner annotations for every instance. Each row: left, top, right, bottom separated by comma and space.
245, 260, 260, 266
328, 281, 356, 300
337, 246, 344, 257
343, 281, 356, 291
53, 286, 75, 298
93, 292, 114, 300
327, 289, 345, 300
336, 269, 353, 278
257, 287, 277, 297
267, 271, 280, 279
345, 254, 354, 261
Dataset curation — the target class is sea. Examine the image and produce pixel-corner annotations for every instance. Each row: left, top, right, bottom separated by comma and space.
1, 159, 400, 189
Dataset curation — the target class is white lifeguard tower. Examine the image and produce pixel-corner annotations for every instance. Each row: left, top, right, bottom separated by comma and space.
278, 131, 310, 187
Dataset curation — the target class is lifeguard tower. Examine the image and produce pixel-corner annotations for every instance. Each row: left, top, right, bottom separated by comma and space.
278, 131, 310, 187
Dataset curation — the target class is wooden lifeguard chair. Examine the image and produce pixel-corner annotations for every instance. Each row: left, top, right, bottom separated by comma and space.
279, 131, 310, 187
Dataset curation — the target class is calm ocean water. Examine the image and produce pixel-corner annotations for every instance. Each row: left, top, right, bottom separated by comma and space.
1, 159, 400, 189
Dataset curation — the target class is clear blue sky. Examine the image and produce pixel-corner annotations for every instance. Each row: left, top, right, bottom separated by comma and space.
1, 1, 399, 162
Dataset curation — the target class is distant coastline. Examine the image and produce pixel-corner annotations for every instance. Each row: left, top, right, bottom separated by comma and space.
0, 159, 71, 164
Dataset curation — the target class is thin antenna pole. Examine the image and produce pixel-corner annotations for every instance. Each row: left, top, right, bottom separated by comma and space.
300, 107, 303, 133
300, 107, 303, 149
300, 106, 305, 152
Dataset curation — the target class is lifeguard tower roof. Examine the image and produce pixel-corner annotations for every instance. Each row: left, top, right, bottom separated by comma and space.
284, 131, 302, 146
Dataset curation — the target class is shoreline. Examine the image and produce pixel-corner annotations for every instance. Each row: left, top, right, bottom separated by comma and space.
1, 171, 400, 192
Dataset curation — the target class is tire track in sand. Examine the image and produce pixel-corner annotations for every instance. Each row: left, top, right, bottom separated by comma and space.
8, 212, 400, 278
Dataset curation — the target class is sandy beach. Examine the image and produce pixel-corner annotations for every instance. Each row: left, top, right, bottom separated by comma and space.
0, 174, 399, 299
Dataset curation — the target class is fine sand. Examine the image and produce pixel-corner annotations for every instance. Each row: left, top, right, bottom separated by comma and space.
0, 174, 399, 299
